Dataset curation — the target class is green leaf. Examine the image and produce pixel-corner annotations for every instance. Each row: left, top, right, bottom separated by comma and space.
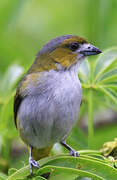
0, 172, 8, 180
37, 166, 103, 180
79, 59, 90, 83
94, 48, 117, 82
97, 69, 117, 82
0, 94, 17, 139
7, 154, 117, 180
79, 47, 117, 148
0, 64, 24, 96
42, 156, 117, 180
8, 168, 18, 176
99, 87, 117, 105
35, 176, 46, 180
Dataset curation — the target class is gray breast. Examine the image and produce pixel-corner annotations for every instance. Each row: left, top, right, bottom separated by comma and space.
17, 68, 82, 148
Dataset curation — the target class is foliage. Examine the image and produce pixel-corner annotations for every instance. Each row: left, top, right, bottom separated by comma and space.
2, 150, 117, 180
79, 48, 117, 148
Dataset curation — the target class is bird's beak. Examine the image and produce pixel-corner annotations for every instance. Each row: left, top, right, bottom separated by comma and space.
79, 43, 102, 56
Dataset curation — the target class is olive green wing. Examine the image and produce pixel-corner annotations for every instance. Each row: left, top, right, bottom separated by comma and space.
14, 72, 42, 128
14, 90, 23, 128
13, 74, 29, 128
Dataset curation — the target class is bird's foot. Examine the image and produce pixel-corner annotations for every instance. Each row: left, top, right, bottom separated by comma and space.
29, 157, 40, 175
60, 140, 79, 157
69, 149, 79, 157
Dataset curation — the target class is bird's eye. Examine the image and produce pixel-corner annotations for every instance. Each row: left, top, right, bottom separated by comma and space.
70, 42, 79, 51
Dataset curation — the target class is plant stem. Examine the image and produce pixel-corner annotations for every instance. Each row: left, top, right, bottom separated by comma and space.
88, 89, 94, 149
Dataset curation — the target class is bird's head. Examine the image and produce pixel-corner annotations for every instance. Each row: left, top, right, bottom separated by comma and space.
28, 35, 102, 73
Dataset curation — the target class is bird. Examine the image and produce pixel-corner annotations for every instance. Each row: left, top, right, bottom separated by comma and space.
14, 35, 101, 174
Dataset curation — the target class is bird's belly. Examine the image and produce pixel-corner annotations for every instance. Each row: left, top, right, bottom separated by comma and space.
17, 79, 82, 148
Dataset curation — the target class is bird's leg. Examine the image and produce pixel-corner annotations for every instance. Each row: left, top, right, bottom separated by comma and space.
60, 140, 79, 157
29, 146, 40, 175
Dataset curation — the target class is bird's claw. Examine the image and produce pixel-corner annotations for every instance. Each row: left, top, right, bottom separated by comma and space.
29, 157, 40, 175
60, 140, 79, 158
29, 157, 40, 168
70, 149, 79, 157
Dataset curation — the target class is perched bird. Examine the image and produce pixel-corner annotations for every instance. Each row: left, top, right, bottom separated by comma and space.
14, 35, 101, 174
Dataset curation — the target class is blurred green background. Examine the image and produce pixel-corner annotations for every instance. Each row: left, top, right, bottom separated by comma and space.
1, 0, 117, 72
0, 0, 117, 176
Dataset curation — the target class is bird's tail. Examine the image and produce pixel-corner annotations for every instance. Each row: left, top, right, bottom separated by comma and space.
32, 146, 52, 160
